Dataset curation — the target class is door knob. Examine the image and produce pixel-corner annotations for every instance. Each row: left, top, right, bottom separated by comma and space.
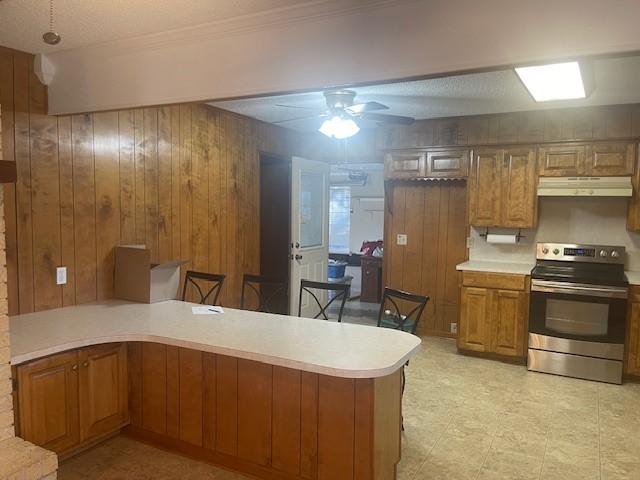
82, 361, 89, 368
72, 364, 78, 371
295, 254, 303, 260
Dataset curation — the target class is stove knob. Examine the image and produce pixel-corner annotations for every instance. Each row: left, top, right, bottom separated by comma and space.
611, 250, 620, 258
600, 250, 608, 258
553, 248, 560, 255
542, 247, 549, 254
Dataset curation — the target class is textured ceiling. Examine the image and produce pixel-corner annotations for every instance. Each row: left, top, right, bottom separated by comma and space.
212, 55, 640, 131
0, 0, 314, 53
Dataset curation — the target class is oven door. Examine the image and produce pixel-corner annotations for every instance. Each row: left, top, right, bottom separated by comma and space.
529, 279, 627, 345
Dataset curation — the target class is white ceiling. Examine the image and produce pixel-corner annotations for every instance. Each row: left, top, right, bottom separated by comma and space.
212, 55, 640, 132
0, 0, 314, 53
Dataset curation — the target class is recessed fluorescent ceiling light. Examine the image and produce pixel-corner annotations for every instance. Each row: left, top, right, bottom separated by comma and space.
515, 61, 586, 102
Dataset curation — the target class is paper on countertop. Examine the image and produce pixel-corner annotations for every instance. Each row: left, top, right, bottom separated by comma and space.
192, 306, 225, 315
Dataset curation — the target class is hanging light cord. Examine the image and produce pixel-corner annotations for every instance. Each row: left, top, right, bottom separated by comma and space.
49, 0, 55, 33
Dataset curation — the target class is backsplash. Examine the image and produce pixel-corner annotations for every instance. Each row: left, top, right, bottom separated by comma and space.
469, 197, 640, 271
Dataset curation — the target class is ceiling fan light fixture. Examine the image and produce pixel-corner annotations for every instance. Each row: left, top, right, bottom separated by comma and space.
318, 116, 360, 139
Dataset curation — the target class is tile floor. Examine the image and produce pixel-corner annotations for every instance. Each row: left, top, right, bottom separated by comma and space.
58, 337, 640, 480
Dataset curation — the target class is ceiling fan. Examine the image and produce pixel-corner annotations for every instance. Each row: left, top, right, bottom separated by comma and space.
274, 90, 415, 139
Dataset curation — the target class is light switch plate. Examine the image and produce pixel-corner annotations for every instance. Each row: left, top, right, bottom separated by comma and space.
56, 266, 67, 285
450, 322, 458, 334
466, 236, 474, 248
396, 234, 408, 245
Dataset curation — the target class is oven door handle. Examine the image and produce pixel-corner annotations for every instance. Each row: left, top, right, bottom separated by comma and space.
530, 280, 628, 299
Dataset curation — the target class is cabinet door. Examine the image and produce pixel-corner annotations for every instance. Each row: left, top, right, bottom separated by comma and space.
538, 144, 585, 176
384, 150, 425, 179
501, 148, 537, 228
468, 149, 501, 226
626, 297, 640, 376
628, 156, 640, 231
586, 142, 635, 176
458, 287, 492, 352
17, 350, 80, 453
491, 290, 527, 358
425, 149, 470, 178
78, 343, 128, 441
360, 257, 382, 303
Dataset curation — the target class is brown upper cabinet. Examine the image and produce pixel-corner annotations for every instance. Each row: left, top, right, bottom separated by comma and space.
425, 149, 470, 178
468, 147, 537, 228
384, 150, 425, 179
538, 141, 635, 177
538, 144, 585, 176
384, 148, 470, 180
628, 147, 640, 231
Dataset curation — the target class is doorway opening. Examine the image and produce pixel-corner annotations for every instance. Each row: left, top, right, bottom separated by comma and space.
327, 163, 385, 326
259, 152, 291, 314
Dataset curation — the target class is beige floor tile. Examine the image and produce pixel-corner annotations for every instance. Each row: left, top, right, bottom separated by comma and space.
540, 459, 599, 480
477, 449, 543, 480
414, 457, 481, 480
543, 436, 599, 470
490, 427, 548, 458
427, 431, 493, 466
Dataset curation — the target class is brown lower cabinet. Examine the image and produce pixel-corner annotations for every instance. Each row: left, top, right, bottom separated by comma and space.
15, 343, 128, 455
626, 287, 640, 376
457, 272, 528, 358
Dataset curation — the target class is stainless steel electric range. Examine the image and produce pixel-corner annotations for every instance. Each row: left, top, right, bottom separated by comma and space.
528, 242, 628, 384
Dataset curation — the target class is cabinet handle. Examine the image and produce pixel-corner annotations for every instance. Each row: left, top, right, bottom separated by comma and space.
72, 364, 78, 371
82, 361, 89, 368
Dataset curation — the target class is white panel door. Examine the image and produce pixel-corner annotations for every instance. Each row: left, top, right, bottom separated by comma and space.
290, 156, 330, 317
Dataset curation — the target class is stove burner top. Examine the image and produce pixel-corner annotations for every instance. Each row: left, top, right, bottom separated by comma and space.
532, 260, 628, 287
533, 242, 628, 287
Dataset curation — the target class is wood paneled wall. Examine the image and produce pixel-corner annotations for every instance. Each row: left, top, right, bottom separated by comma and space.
0, 46, 302, 315
378, 103, 640, 150
384, 182, 467, 337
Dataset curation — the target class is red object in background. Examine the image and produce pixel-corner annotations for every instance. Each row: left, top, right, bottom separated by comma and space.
360, 240, 383, 256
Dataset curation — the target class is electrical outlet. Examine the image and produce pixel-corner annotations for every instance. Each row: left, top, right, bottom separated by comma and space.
396, 234, 408, 246
56, 266, 67, 285
450, 322, 458, 334
466, 236, 474, 248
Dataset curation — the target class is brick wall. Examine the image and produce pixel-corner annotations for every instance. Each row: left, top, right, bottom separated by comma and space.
0, 107, 58, 478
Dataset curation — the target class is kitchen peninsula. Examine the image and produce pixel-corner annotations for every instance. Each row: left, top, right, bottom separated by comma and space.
10, 300, 420, 480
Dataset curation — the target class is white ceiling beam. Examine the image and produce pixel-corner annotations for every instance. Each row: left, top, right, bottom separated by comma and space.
46, 0, 640, 115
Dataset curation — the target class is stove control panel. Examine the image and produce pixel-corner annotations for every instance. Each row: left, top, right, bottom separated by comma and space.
536, 243, 625, 264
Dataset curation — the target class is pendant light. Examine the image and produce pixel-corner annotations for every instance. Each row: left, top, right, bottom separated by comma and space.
42, 0, 61, 45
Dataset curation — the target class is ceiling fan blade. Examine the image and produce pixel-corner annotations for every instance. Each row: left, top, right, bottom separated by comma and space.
272, 114, 319, 124
360, 112, 415, 125
275, 104, 323, 112
345, 101, 389, 114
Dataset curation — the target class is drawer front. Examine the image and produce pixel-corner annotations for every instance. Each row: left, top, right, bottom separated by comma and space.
462, 271, 527, 291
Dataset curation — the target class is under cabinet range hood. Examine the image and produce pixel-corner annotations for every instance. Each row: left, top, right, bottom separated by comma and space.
537, 176, 633, 197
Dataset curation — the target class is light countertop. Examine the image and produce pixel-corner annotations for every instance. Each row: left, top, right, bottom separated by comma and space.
456, 260, 535, 275
626, 271, 640, 285
10, 300, 421, 379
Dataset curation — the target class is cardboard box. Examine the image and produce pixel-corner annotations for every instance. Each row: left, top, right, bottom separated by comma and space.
114, 245, 188, 303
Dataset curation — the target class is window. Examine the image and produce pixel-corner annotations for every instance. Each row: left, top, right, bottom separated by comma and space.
329, 186, 351, 253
